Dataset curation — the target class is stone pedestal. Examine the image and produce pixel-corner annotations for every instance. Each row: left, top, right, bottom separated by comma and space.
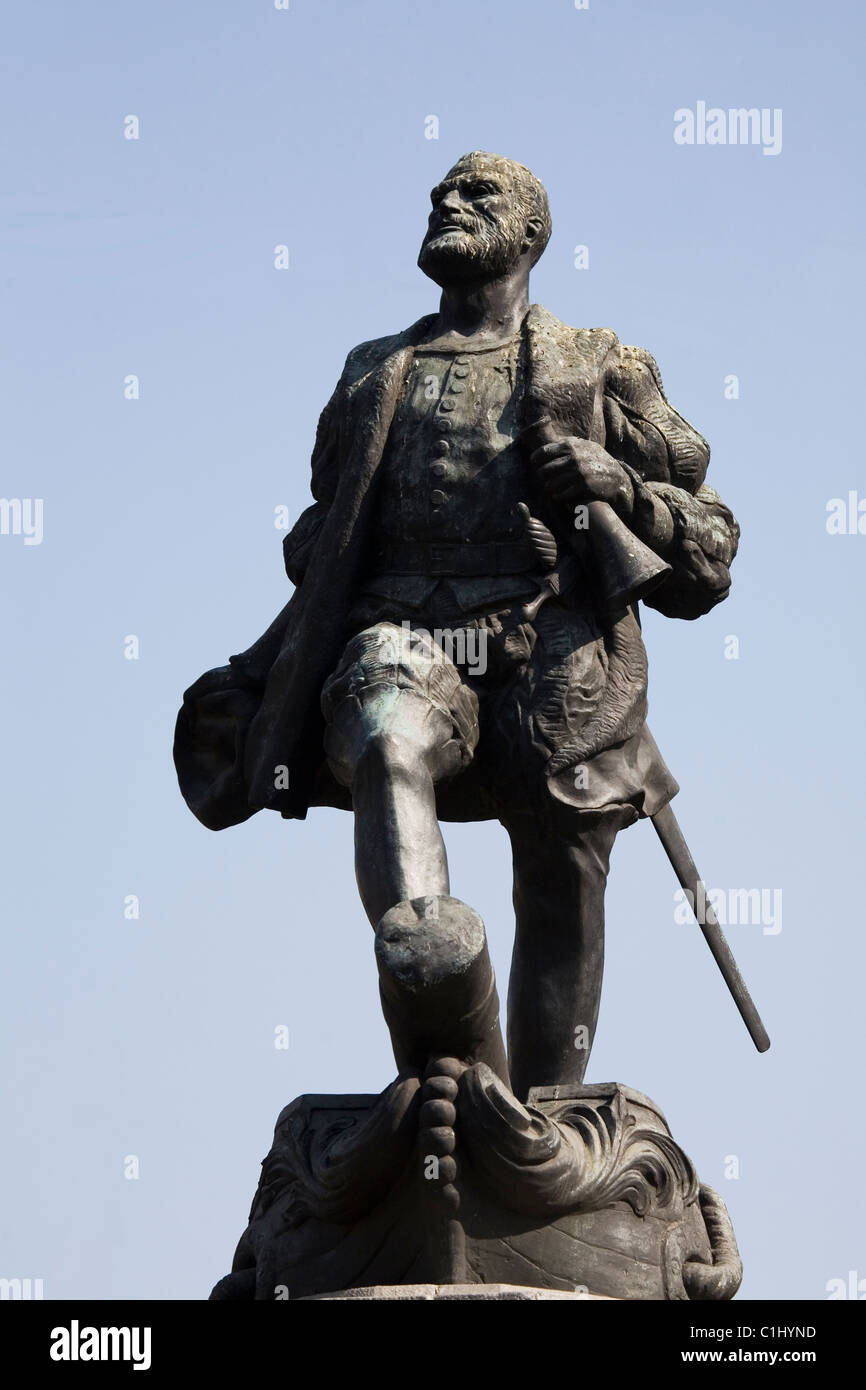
210, 1065, 741, 1302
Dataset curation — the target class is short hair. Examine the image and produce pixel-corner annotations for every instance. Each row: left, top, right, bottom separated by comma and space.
444, 151, 552, 266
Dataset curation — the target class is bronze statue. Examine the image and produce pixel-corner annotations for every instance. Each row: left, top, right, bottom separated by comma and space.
177, 153, 760, 1299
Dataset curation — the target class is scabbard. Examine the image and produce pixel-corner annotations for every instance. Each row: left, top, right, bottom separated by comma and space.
651, 801, 771, 1053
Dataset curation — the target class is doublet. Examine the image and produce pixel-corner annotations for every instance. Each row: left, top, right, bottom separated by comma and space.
374, 335, 527, 548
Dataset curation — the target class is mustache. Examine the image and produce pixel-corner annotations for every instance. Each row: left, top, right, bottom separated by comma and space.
425, 214, 480, 238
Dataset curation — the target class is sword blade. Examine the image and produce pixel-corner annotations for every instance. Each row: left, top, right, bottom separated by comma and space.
651, 801, 771, 1054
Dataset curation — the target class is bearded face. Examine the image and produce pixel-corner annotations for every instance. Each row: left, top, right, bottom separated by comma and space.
417, 158, 536, 286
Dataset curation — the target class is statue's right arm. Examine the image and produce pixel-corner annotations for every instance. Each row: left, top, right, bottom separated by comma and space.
281, 330, 403, 585
281, 373, 345, 586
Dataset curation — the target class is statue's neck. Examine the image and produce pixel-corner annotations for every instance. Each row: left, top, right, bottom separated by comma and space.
423, 273, 530, 352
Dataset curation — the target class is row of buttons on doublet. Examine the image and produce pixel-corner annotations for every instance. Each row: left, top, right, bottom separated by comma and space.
430, 357, 471, 507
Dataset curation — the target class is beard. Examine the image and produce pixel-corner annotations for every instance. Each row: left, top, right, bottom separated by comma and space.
417, 212, 526, 286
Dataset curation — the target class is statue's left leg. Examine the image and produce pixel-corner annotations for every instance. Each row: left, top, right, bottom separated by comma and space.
502, 809, 629, 1102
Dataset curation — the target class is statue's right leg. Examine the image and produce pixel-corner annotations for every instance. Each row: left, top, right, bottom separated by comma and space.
321, 624, 479, 926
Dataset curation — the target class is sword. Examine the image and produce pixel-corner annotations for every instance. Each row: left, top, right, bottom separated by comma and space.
518, 416, 771, 1052
651, 800, 771, 1053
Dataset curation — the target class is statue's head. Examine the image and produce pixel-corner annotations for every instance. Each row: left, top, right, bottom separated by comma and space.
418, 151, 551, 287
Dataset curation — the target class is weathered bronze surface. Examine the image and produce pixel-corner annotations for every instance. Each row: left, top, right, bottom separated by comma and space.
175, 153, 745, 1299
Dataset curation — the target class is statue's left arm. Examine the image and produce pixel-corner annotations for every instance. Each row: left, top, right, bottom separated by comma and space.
601, 344, 739, 620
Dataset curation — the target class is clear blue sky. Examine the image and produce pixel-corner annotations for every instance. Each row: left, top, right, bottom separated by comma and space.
1, 0, 864, 1300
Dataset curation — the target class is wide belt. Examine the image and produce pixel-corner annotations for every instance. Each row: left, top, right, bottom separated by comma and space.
372, 538, 537, 577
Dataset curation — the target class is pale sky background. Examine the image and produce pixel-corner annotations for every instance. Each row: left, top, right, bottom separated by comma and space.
1, 0, 864, 1300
